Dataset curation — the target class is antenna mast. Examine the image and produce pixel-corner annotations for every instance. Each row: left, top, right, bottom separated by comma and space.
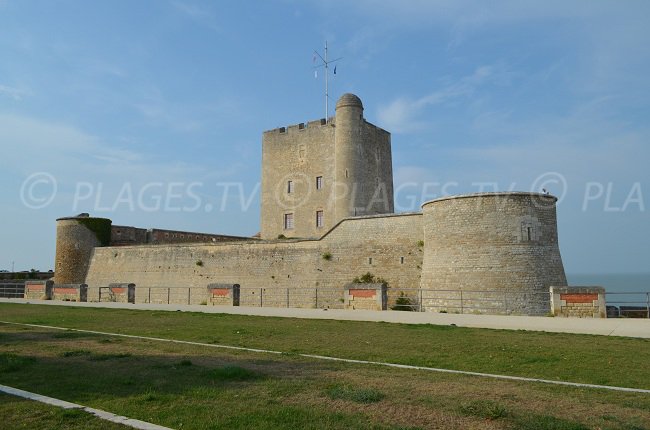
313, 41, 342, 122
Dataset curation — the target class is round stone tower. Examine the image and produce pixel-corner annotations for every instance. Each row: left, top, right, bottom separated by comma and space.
54, 214, 112, 284
333, 93, 365, 221
420, 192, 567, 315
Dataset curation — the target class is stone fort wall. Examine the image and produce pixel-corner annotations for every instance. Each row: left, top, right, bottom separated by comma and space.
111, 225, 250, 246
84, 213, 424, 307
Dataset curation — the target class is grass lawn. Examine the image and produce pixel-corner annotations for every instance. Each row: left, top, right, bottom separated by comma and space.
0, 303, 649, 429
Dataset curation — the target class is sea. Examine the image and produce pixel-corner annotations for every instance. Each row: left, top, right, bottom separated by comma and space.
567, 273, 650, 307
567, 273, 650, 293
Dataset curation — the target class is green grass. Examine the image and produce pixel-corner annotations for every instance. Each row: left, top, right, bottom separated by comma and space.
0, 303, 648, 389
0, 303, 649, 429
324, 384, 385, 403
458, 399, 508, 419
210, 365, 262, 381
0, 353, 36, 372
60, 349, 91, 358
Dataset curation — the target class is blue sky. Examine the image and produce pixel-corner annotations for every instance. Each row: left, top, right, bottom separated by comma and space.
1, 1, 648, 274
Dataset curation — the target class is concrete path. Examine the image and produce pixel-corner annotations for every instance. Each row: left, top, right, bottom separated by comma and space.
1, 298, 649, 338
0, 383, 172, 430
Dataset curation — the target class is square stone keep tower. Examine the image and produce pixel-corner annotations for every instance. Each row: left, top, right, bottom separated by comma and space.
260, 93, 394, 240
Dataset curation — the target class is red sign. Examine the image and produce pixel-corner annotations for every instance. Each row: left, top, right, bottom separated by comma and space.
560, 293, 598, 304
54, 288, 77, 295
349, 289, 376, 298
211, 288, 229, 297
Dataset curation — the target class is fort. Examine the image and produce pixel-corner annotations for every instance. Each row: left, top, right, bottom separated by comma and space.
51, 93, 573, 315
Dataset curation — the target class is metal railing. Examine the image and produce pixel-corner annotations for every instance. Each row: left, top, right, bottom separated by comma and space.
605, 292, 650, 318
238, 287, 344, 309
0, 283, 25, 298
127, 285, 552, 315
139, 286, 205, 305
389, 288, 551, 315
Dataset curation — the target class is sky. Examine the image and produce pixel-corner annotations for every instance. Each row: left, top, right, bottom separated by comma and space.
0, 1, 648, 275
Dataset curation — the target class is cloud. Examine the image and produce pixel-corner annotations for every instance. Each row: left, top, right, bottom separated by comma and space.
169, 0, 219, 30
377, 65, 508, 133
0, 113, 144, 175
0, 84, 31, 101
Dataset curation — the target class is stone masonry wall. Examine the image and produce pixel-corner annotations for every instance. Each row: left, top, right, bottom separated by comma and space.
84, 213, 424, 307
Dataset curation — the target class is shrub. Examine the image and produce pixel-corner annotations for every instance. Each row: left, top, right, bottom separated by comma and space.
77, 217, 111, 246
391, 292, 416, 311
322, 252, 332, 261
352, 272, 385, 284
277, 234, 287, 239
195, 260, 203, 267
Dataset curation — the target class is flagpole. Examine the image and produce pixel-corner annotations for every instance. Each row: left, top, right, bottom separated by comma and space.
313, 41, 341, 124
325, 40, 329, 121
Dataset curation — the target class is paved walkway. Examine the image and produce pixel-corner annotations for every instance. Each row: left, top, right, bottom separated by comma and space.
0, 383, 172, 430
2, 298, 649, 338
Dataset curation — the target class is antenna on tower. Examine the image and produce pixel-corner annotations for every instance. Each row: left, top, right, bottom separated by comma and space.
313, 40, 342, 123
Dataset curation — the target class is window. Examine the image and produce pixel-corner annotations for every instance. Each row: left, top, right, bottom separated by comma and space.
316, 210, 323, 228
368, 257, 373, 265
521, 222, 536, 242
284, 213, 294, 230
316, 176, 323, 190
400, 256, 405, 264
287, 180, 294, 193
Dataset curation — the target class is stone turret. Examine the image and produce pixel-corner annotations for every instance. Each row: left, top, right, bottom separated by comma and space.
333, 93, 364, 220
333, 93, 394, 219
419, 193, 567, 315
54, 214, 112, 284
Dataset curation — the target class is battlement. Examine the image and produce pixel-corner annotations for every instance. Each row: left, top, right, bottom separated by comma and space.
263, 118, 329, 135
263, 117, 389, 137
